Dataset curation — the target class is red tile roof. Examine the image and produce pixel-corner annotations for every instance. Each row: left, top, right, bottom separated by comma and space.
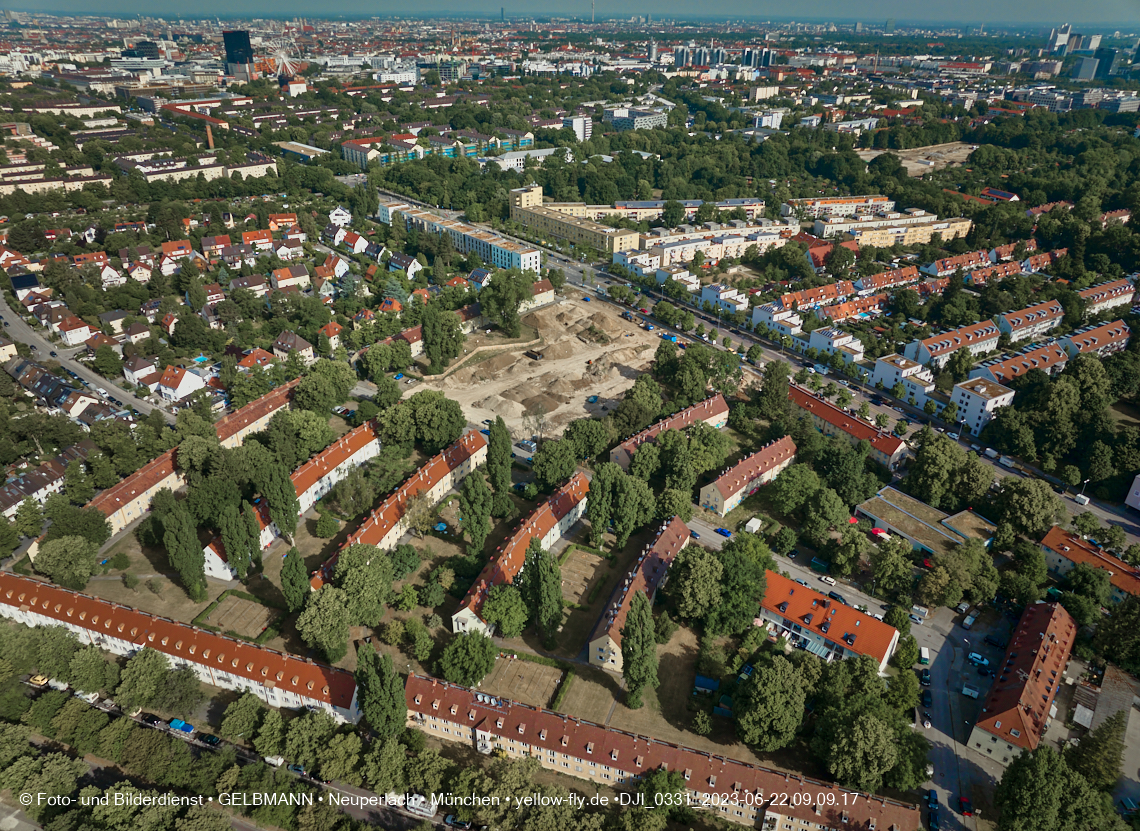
966, 262, 1021, 286
1041, 526, 1140, 597
1062, 320, 1131, 355
788, 385, 905, 459
760, 571, 898, 666
291, 420, 381, 499
915, 321, 1000, 359
613, 395, 729, 461
818, 293, 889, 321
311, 431, 488, 589
589, 516, 689, 652
857, 266, 919, 291
977, 343, 1068, 384
973, 602, 1075, 751
214, 378, 300, 443
0, 572, 355, 710
708, 435, 797, 500
998, 300, 1063, 334
238, 348, 276, 369
779, 280, 854, 309
88, 449, 179, 518
404, 674, 920, 829
927, 250, 988, 275
158, 365, 187, 390
1078, 278, 1134, 309
457, 472, 589, 624
318, 321, 343, 339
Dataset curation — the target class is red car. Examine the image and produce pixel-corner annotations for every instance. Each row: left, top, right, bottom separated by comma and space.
639, 308, 649, 314
958, 797, 973, 816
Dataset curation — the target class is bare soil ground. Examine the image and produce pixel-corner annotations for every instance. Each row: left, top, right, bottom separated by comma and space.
856, 141, 975, 176
422, 298, 660, 438
203, 594, 277, 640
560, 547, 608, 606
480, 657, 564, 708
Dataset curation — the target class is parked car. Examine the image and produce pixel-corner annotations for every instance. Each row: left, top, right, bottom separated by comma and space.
140, 713, 162, 726
984, 635, 1007, 649
287, 764, 306, 776
28, 675, 48, 687
928, 790, 939, 806
689, 530, 700, 539
819, 575, 837, 586
480, 429, 490, 436
582, 296, 591, 302
921, 689, 933, 708
909, 614, 925, 626
714, 527, 732, 538
168, 719, 195, 734
920, 669, 932, 686
967, 652, 989, 667
50, 351, 57, 357
444, 817, 472, 830
394, 373, 404, 380
199, 734, 222, 746
828, 591, 848, 606
958, 797, 973, 816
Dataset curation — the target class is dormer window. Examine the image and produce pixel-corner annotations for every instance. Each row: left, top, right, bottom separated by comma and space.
561, 735, 568, 746
611, 749, 619, 761
414, 694, 423, 705
708, 775, 716, 787
496, 718, 504, 729
683, 769, 691, 781
586, 742, 594, 754
432, 699, 440, 710
518, 724, 526, 735
539, 729, 547, 740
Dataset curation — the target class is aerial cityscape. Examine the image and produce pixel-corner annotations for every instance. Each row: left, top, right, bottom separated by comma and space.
0, 9, 1140, 831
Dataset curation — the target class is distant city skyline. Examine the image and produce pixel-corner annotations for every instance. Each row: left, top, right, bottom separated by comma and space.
17, 1, 1140, 29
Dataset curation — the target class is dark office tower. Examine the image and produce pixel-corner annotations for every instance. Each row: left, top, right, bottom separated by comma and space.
134, 40, 161, 59
223, 30, 253, 65
1093, 47, 1129, 78
501, 7, 504, 21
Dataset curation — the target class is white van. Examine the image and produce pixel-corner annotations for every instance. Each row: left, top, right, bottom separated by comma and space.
1074, 494, 1090, 506
819, 575, 837, 586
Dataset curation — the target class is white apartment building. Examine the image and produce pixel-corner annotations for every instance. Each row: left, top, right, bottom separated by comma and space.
950, 378, 1015, 437
0, 572, 361, 723
655, 265, 700, 292
699, 283, 748, 313
902, 321, 1001, 369
872, 354, 935, 404
781, 195, 895, 218
752, 302, 803, 337
808, 326, 865, 363
383, 202, 542, 273
995, 300, 1064, 343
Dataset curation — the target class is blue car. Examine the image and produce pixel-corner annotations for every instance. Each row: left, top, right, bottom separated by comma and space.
582, 296, 591, 302
689, 530, 700, 540
480, 429, 490, 436
715, 528, 732, 538
394, 373, 404, 380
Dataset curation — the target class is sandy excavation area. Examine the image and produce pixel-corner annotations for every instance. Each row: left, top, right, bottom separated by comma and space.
426, 298, 660, 439
856, 141, 976, 176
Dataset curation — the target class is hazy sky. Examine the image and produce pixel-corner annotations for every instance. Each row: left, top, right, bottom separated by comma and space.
21, 0, 1140, 28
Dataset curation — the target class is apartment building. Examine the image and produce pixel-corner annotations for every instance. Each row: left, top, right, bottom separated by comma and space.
990, 239, 1037, 262
270, 264, 311, 291
654, 265, 700, 292
950, 378, 1015, 437
757, 571, 899, 672
818, 293, 890, 323
1059, 320, 1131, 358
871, 355, 935, 403
781, 195, 895, 218
849, 215, 972, 248
902, 321, 1001, 369
453, 472, 589, 636
404, 674, 920, 830
856, 487, 997, 559
311, 432, 488, 590
603, 108, 668, 130
1041, 526, 1140, 604
0, 573, 360, 723
969, 343, 1069, 386
965, 262, 1021, 287
966, 603, 1075, 766
382, 202, 542, 273
1078, 278, 1135, 317
787, 385, 906, 469
1021, 250, 1067, 274
751, 302, 803, 337
853, 265, 920, 295
995, 300, 1064, 342
0, 442, 94, 519
610, 395, 730, 469
920, 250, 990, 277
509, 187, 639, 254
807, 327, 865, 363
699, 283, 748, 313
588, 516, 690, 671
778, 280, 855, 310
272, 331, 315, 363
698, 436, 796, 517
292, 420, 383, 515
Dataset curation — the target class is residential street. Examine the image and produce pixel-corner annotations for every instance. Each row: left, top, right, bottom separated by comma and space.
0, 292, 174, 424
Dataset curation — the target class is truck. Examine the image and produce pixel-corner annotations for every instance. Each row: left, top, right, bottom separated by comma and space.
911, 605, 930, 621
962, 611, 978, 630
999, 456, 1017, 469
983, 448, 1000, 460
660, 333, 678, 343
919, 647, 931, 665
168, 719, 195, 734
962, 683, 980, 699
524, 350, 544, 361
263, 755, 285, 767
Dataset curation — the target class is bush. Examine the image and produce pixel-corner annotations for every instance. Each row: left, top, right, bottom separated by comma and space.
145, 578, 163, 596
654, 612, 678, 645
314, 513, 339, 539
109, 551, 131, 570
122, 573, 140, 591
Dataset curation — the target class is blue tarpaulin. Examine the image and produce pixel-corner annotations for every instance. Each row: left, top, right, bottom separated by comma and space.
694, 674, 720, 693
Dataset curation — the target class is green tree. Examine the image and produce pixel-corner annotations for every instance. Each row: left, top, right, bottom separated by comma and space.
532, 439, 577, 491
332, 543, 393, 626
519, 539, 564, 645
15, 498, 43, 538
458, 470, 493, 555
869, 536, 914, 598
218, 503, 254, 580
64, 460, 94, 505
480, 269, 535, 337
564, 418, 609, 460
481, 584, 528, 639
996, 479, 1066, 538
296, 586, 351, 663
884, 668, 920, 712
294, 359, 356, 414
734, 656, 806, 751
253, 709, 286, 758
32, 535, 98, 590
667, 545, 723, 621
219, 692, 265, 742
285, 709, 338, 773
487, 416, 513, 517
420, 301, 465, 370
1066, 710, 1126, 792
821, 710, 899, 793
995, 746, 1126, 831
438, 631, 496, 686
161, 500, 207, 601
769, 464, 821, 515
93, 344, 123, 378
314, 512, 339, 539
355, 645, 406, 739
621, 591, 658, 709
281, 547, 309, 613
115, 648, 169, 714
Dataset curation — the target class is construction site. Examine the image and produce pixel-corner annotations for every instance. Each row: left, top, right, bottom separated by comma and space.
423, 298, 661, 439
856, 141, 976, 176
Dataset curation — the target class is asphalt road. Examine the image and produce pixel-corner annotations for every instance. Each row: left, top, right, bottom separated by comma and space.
0, 292, 174, 424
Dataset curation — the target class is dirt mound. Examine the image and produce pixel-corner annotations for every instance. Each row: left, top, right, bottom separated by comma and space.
474, 396, 526, 418
541, 341, 580, 361
520, 393, 565, 414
